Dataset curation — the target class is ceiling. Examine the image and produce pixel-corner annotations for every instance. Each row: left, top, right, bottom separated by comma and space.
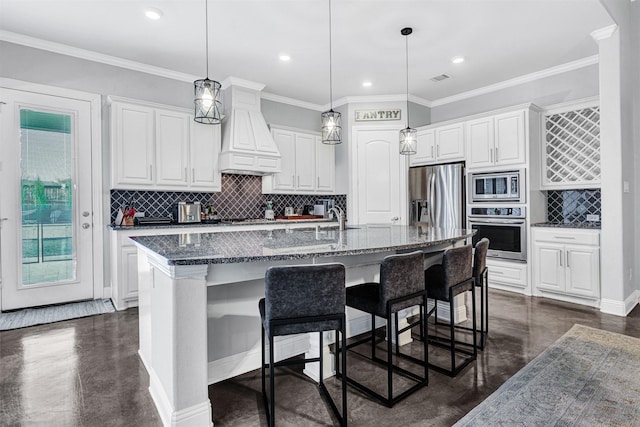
0, 0, 614, 107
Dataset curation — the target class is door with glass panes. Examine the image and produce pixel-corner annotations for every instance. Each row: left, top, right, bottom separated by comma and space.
0, 88, 94, 310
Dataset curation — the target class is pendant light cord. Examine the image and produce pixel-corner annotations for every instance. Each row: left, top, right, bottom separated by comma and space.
405, 31, 409, 129
205, 0, 209, 79
329, 0, 333, 110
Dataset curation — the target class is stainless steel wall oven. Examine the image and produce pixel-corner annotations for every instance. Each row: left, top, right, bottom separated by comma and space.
468, 206, 526, 261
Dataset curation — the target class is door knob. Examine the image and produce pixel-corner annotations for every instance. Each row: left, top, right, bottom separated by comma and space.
391, 216, 399, 221
82, 211, 90, 217
82, 223, 90, 229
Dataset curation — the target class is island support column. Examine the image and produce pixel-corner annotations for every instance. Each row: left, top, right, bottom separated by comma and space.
139, 251, 212, 427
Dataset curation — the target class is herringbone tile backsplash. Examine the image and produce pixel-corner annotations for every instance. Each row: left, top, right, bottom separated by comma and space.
110, 174, 347, 224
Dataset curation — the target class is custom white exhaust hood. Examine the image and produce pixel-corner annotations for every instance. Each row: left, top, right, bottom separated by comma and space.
219, 77, 281, 175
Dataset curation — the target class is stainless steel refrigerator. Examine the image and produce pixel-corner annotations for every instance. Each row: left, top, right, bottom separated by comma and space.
409, 162, 465, 229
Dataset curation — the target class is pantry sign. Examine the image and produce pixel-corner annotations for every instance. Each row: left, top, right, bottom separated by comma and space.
354, 109, 401, 122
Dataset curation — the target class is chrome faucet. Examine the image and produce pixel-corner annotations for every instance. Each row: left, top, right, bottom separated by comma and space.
328, 206, 346, 231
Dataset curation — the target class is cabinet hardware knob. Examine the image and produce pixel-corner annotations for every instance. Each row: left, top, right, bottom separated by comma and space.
82, 223, 90, 229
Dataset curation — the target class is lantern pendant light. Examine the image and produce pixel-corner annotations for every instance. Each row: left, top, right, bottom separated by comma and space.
194, 0, 222, 124
321, 0, 342, 144
399, 27, 417, 155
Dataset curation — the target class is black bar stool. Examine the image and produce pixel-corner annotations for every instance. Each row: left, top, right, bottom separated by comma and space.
259, 263, 347, 427
472, 238, 490, 349
338, 250, 428, 407
425, 244, 476, 377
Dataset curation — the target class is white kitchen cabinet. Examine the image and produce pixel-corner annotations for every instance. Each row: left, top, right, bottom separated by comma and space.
112, 102, 155, 186
410, 124, 464, 167
263, 126, 334, 194
110, 97, 221, 192
409, 129, 435, 166
466, 110, 526, 170
155, 109, 190, 186
315, 135, 335, 192
532, 227, 600, 303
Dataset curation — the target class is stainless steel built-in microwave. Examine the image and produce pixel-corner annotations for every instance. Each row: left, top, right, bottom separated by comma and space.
470, 169, 524, 203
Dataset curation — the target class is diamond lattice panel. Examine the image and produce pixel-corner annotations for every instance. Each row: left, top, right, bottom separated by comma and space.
544, 106, 600, 185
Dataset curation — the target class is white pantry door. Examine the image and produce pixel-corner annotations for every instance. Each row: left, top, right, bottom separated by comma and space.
0, 89, 95, 310
354, 126, 406, 225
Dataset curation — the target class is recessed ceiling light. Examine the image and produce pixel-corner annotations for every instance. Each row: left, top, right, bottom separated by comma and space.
362, 81, 372, 87
144, 8, 163, 20
451, 56, 465, 64
279, 54, 291, 62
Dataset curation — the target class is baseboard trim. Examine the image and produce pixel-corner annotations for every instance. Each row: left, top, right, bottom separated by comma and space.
600, 290, 640, 317
148, 365, 174, 427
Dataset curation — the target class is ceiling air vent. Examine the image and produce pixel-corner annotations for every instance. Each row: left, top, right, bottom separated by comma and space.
430, 74, 451, 82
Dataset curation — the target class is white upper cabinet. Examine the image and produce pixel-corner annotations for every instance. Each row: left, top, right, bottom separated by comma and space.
315, 135, 335, 192
409, 129, 435, 166
112, 102, 155, 186
263, 126, 335, 195
111, 98, 221, 192
467, 110, 526, 170
494, 110, 526, 166
465, 117, 494, 169
190, 122, 222, 189
155, 109, 190, 186
294, 133, 316, 191
409, 123, 464, 167
436, 123, 465, 161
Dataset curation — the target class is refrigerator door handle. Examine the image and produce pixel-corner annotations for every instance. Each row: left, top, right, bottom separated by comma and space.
429, 170, 436, 226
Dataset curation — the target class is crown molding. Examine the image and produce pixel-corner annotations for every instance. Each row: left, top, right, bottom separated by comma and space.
2, 29, 600, 113
590, 25, 618, 42
260, 92, 325, 111
430, 55, 599, 107
0, 30, 201, 83
221, 76, 265, 92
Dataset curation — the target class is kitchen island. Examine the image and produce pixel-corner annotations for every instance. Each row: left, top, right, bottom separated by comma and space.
131, 224, 474, 427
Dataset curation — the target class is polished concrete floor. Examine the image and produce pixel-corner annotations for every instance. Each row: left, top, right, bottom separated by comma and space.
1, 289, 640, 426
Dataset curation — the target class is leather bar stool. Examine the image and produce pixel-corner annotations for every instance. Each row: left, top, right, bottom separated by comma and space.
338, 250, 428, 407
259, 263, 347, 427
425, 244, 476, 377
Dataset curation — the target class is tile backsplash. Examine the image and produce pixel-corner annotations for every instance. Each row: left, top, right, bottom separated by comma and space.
547, 189, 601, 224
110, 174, 346, 224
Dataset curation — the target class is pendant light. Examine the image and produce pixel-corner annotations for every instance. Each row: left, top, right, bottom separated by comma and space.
194, 0, 222, 124
321, 0, 342, 144
399, 27, 417, 155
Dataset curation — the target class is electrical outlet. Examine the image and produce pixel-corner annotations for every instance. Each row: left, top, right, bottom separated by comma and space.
586, 214, 599, 222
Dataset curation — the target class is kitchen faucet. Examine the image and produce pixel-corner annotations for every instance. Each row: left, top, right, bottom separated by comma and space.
328, 206, 345, 231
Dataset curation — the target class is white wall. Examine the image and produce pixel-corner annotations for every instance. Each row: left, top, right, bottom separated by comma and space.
431, 64, 599, 123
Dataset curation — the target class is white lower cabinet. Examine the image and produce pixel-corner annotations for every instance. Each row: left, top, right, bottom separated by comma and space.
532, 227, 600, 304
486, 258, 529, 293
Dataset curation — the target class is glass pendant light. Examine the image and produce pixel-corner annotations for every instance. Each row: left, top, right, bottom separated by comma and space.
399, 27, 417, 155
321, 0, 342, 144
194, 0, 222, 124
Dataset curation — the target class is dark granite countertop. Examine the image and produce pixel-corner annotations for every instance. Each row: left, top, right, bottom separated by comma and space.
130, 225, 474, 265
109, 218, 333, 231
531, 222, 601, 230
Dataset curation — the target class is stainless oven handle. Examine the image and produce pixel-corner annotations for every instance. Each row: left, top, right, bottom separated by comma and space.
468, 218, 525, 224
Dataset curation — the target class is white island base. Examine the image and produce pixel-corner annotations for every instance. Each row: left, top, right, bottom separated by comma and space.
133, 227, 472, 426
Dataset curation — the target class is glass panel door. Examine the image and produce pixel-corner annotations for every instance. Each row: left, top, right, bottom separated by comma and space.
1, 88, 94, 311
20, 109, 76, 286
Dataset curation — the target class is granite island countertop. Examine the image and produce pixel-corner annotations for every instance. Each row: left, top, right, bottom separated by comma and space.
130, 225, 474, 266
531, 222, 601, 230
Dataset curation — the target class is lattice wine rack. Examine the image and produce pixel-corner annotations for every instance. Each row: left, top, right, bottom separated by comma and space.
543, 105, 600, 188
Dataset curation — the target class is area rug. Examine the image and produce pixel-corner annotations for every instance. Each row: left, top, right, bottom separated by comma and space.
0, 299, 115, 331
455, 324, 640, 426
